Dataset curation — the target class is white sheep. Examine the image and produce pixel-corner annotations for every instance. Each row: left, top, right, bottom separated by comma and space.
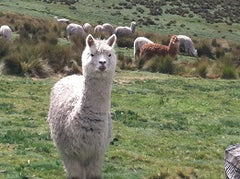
177, 35, 198, 57
66, 23, 86, 40
48, 34, 117, 179
54, 16, 70, 25
83, 22, 92, 34
134, 37, 153, 59
102, 23, 114, 36
94, 23, 114, 37
0, 25, 12, 41
115, 21, 136, 38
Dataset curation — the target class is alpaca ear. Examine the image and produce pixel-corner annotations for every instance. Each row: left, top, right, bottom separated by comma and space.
107, 34, 117, 47
86, 34, 95, 47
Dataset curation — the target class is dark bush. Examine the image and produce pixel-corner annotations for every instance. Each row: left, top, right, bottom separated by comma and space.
116, 36, 135, 48
0, 39, 10, 58
141, 55, 175, 74
196, 41, 214, 59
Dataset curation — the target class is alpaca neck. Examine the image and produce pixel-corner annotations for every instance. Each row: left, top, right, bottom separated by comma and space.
168, 44, 178, 55
81, 76, 113, 114
131, 24, 136, 33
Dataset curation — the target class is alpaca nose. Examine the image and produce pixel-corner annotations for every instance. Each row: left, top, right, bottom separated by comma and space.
99, 60, 106, 65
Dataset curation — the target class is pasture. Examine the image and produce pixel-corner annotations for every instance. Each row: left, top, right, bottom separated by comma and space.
1, 0, 240, 42
0, 0, 240, 178
0, 71, 240, 179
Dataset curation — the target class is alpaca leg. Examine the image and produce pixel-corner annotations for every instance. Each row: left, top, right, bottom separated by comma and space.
85, 158, 103, 179
62, 156, 86, 179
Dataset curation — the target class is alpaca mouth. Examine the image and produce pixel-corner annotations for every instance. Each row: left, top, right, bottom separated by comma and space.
98, 66, 106, 71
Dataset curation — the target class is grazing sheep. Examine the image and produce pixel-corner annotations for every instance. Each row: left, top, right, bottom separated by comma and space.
94, 24, 104, 34
83, 23, 92, 34
134, 37, 153, 59
48, 34, 117, 179
177, 35, 198, 57
115, 21, 136, 38
102, 23, 114, 36
94, 23, 114, 37
66, 23, 86, 40
140, 35, 179, 60
0, 25, 12, 41
54, 16, 70, 25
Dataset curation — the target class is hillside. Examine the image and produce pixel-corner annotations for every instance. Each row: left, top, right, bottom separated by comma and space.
0, 1, 240, 179
1, 0, 240, 42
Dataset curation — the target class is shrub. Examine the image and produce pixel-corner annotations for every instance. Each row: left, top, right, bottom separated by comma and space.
217, 55, 238, 79
141, 55, 175, 74
195, 58, 210, 78
0, 55, 22, 75
221, 65, 237, 79
117, 53, 136, 70
0, 39, 10, 58
196, 41, 214, 59
215, 47, 225, 59
116, 36, 135, 48
21, 58, 53, 78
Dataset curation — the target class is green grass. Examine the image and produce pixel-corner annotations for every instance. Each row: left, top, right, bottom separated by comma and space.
1, 0, 240, 43
0, 71, 240, 178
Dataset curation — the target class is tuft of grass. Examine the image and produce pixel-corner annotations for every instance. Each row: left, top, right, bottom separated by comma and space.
142, 55, 175, 74
195, 58, 209, 78
221, 65, 237, 79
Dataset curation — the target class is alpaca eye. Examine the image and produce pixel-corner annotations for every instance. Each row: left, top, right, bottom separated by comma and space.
108, 54, 111, 57
91, 54, 94, 57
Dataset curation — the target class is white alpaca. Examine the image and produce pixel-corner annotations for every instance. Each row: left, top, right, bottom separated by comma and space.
54, 16, 70, 24
66, 23, 86, 40
83, 23, 92, 34
48, 34, 117, 179
177, 35, 198, 57
115, 21, 136, 38
102, 23, 114, 36
0, 25, 12, 41
94, 23, 114, 37
133, 37, 153, 59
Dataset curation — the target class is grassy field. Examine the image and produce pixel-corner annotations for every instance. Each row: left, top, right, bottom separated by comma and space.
1, 0, 240, 43
0, 0, 240, 178
0, 71, 240, 179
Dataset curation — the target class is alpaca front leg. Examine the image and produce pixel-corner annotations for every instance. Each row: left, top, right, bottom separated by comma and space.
85, 158, 103, 179
62, 157, 86, 179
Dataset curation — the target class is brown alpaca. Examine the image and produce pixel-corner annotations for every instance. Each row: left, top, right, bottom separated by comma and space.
140, 35, 179, 61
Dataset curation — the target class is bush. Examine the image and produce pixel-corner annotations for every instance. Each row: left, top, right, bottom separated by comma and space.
195, 58, 209, 78
0, 39, 10, 58
141, 55, 175, 74
217, 55, 238, 79
221, 65, 237, 79
116, 36, 135, 48
196, 41, 214, 59
117, 53, 135, 70
21, 58, 53, 78
0, 55, 22, 75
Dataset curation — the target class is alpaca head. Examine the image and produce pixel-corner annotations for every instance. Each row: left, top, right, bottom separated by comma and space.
131, 21, 136, 33
169, 35, 179, 46
82, 34, 117, 78
193, 49, 198, 57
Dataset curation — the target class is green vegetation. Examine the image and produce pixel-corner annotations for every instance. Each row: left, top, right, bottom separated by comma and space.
0, 0, 240, 178
0, 71, 240, 178
1, 0, 240, 42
